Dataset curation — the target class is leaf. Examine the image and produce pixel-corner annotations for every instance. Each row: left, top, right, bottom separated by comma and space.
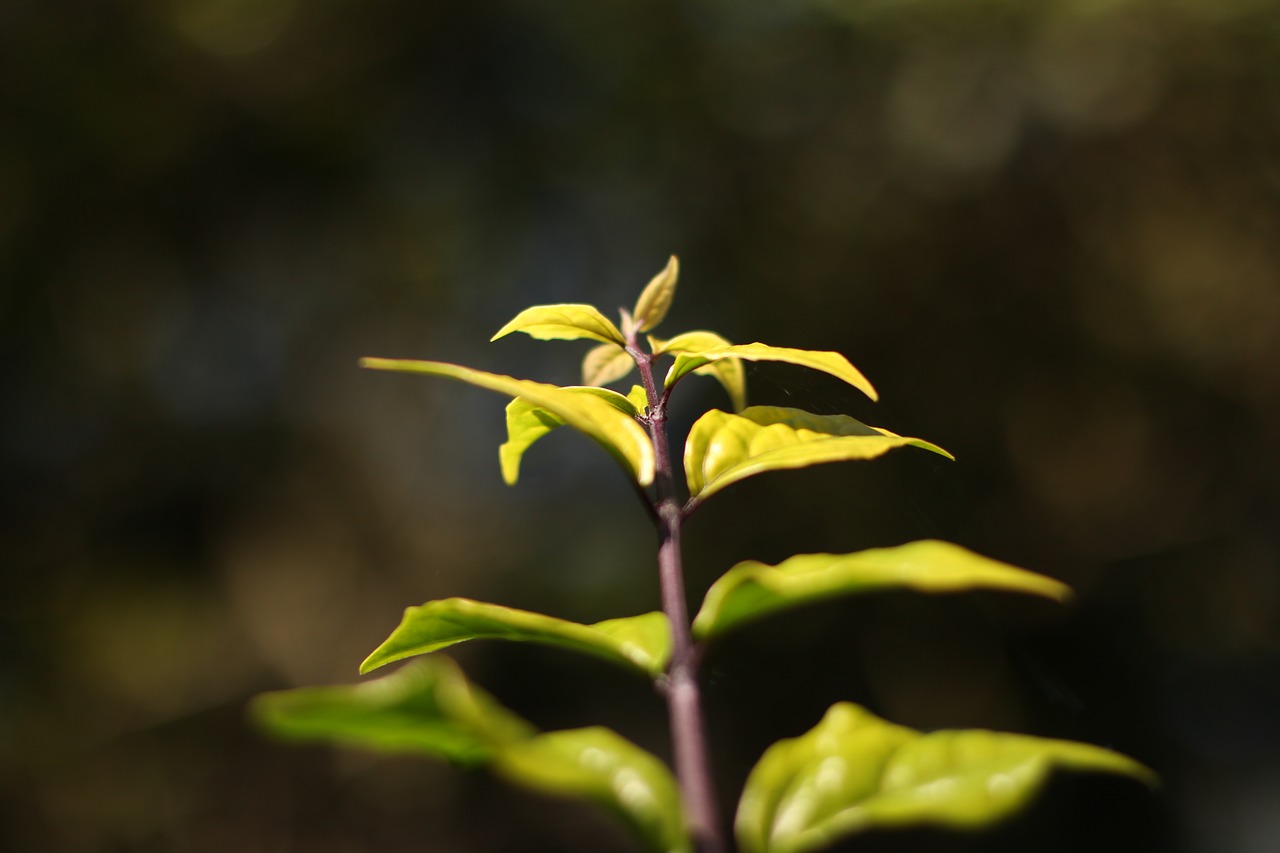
500, 386, 641, 485
736, 702, 1156, 853
589, 611, 673, 676
250, 658, 534, 765
361, 599, 671, 678
666, 343, 878, 403
583, 342, 637, 386
254, 661, 691, 853
683, 406, 952, 503
632, 255, 680, 333
693, 540, 1071, 641
626, 384, 651, 413
498, 727, 692, 853
360, 358, 654, 486
651, 331, 746, 412
491, 303, 626, 346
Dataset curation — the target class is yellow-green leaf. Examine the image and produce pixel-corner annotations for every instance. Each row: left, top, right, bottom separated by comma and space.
501, 386, 641, 485
651, 331, 746, 412
683, 406, 951, 503
693, 541, 1071, 642
583, 342, 636, 386
626, 384, 650, 413
250, 658, 534, 766
666, 343, 878, 403
736, 702, 1156, 853
361, 598, 671, 678
498, 727, 692, 853
632, 255, 680, 333
360, 358, 654, 486
491, 303, 626, 346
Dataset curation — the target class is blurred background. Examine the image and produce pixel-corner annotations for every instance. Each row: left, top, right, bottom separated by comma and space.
3, 0, 1279, 850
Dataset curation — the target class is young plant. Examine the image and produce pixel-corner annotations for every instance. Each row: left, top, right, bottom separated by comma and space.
253, 257, 1154, 853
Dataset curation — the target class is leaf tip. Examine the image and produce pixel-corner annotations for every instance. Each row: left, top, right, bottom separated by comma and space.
246, 691, 276, 727
633, 255, 680, 333
489, 315, 524, 342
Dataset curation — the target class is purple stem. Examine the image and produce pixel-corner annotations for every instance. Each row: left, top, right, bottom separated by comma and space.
630, 337, 725, 853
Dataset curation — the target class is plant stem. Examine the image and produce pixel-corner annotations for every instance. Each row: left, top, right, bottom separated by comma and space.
631, 341, 725, 853
658, 503, 723, 853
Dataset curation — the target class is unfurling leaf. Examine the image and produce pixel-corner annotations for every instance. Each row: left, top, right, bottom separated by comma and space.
651, 331, 746, 411
666, 343, 878, 403
632, 255, 680, 333
684, 406, 951, 503
361, 599, 671, 677
491, 303, 626, 346
501, 386, 641, 485
498, 727, 692, 853
360, 358, 654, 486
625, 384, 650, 413
736, 702, 1155, 853
583, 342, 636, 386
251, 658, 533, 765
693, 540, 1071, 641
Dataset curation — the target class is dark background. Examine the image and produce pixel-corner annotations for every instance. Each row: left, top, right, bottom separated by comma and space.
4, 1, 1279, 850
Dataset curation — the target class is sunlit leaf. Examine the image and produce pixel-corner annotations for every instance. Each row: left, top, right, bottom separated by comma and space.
693, 540, 1070, 641
632, 255, 680, 333
651, 331, 746, 411
583, 342, 636, 386
360, 359, 654, 486
736, 702, 1156, 853
498, 727, 692, 853
626, 384, 650, 413
251, 658, 533, 765
361, 598, 671, 678
491, 303, 626, 346
501, 386, 641, 485
684, 406, 952, 503
666, 343, 878, 403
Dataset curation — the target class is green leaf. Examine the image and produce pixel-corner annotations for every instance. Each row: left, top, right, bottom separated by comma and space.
683, 406, 952, 503
651, 331, 747, 412
583, 342, 637, 386
250, 658, 534, 765
361, 598, 671, 678
589, 611, 673, 675
497, 727, 692, 853
632, 255, 680, 333
254, 661, 691, 852
736, 702, 1156, 853
500, 386, 641, 485
360, 358, 654, 486
491, 303, 626, 346
693, 540, 1071, 641
666, 343, 878, 403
